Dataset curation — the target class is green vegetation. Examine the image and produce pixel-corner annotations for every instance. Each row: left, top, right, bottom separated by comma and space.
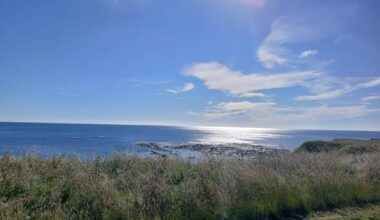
295, 140, 343, 153
334, 139, 380, 154
296, 139, 380, 154
0, 140, 379, 219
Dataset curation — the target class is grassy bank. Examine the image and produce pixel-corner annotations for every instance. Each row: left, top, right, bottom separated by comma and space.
296, 139, 380, 154
1, 142, 380, 219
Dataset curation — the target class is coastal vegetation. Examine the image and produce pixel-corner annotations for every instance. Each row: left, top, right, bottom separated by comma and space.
0, 139, 379, 219
296, 139, 380, 154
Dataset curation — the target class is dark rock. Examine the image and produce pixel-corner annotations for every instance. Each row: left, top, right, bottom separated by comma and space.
174, 143, 289, 159
137, 142, 172, 152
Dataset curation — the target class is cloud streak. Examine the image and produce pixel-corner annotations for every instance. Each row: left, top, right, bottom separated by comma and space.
362, 95, 380, 102
257, 18, 319, 68
167, 82, 195, 94
185, 62, 319, 97
184, 62, 380, 102
296, 77, 380, 101
198, 101, 277, 120
191, 101, 379, 126
299, 50, 319, 58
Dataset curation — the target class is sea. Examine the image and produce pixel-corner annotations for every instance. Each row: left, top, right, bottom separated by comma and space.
0, 122, 379, 158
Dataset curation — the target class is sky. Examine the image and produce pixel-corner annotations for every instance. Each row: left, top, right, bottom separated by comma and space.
0, 0, 380, 130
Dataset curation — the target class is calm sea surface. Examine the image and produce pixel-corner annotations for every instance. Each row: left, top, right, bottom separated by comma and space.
1, 122, 379, 158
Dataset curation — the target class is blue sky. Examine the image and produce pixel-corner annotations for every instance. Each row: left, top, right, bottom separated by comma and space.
1, 0, 380, 130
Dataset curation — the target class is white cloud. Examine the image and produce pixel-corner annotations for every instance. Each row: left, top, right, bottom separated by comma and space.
296, 77, 380, 101
357, 77, 380, 88
257, 18, 318, 68
167, 83, 194, 94
198, 101, 277, 120
291, 105, 379, 120
184, 62, 380, 102
362, 95, 380, 102
185, 62, 319, 96
296, 87, 352, 101
219, 101, 263, 111
191, 101, 379, 126
257, 47, 288, 69
182, 83, 195, 92
236, 93, 267, 98
299, 49, 319, 58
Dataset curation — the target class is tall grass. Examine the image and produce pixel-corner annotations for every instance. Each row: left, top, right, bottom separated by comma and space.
0, 152, 379, 219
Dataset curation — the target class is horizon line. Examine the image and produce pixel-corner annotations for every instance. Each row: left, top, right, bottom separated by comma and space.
1, 120, 380, 132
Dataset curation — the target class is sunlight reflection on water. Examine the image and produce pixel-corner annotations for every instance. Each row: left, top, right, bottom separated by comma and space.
182, 126, 289, 145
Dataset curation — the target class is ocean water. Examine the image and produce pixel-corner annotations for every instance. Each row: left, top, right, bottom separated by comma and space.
0, 122, 379, 158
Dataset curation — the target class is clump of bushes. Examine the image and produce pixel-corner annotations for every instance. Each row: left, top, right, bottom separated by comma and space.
0, 151, 379, 219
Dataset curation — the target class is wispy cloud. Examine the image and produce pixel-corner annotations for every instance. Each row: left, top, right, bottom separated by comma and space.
195, 101, 277, 120
296, 77, 380, 101
190, 101, 379, 126
235, 93, 267, 98
185, 62, 319, 97
257, 18, 319, 68
362, 95, 380, 102
286, 105, 379, 122
186, 61, 380, 103
299, 49, 319, 58
296, 87, 352, 101
167, 82, 195, 94
357, 77, 380, 88
303, 105, 374, 119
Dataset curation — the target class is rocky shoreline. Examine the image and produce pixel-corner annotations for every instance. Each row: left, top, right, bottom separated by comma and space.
137, 142, 290, 159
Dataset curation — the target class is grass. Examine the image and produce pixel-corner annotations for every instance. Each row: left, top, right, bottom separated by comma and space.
308, 204, 380, 220
0, 148, 379, 220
